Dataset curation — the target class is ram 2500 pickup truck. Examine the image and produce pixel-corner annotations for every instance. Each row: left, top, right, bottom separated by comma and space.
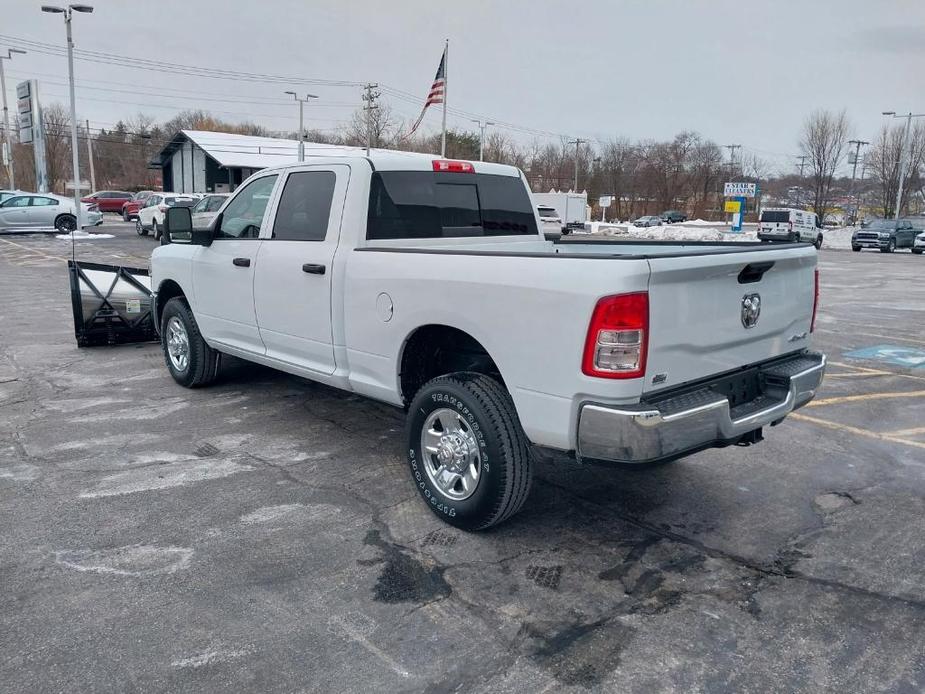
151, 150, 825, 530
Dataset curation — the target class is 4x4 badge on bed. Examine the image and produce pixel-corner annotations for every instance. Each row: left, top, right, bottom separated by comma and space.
741, 293, 761, 329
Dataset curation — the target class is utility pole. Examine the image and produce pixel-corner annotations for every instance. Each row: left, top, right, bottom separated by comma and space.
85, 119, 95, 193
724, 144, 741, 179
567, 138, 587, 191
284, 91, 319, 162
0, 48, 26, 190
882, 111, 925, 218
846, 139, 869, 225
470, 119, 494, 161
796, 154, 807, 179
362, 82, 380, 157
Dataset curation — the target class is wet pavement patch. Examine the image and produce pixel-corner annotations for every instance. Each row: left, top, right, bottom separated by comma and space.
364, 529, 451, 604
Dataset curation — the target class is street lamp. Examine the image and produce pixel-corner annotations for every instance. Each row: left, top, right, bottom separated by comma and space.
284, 91, 318, 162
882, 110, 925, 218
0, 47, 26, 190
470, 119, 494, 162
42, 4, 94, 232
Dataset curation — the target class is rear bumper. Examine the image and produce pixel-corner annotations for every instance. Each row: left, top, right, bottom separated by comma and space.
576, 351, 826, 464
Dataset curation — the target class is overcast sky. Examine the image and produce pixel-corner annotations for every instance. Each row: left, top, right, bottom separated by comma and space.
4, 0, 924, 173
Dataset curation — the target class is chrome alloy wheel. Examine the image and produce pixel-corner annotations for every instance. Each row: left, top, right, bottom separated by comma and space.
420, 408, 482, 501
165, 316, 190, 372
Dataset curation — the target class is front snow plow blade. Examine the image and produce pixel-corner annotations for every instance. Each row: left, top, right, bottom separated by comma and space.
67, 260, 158, 347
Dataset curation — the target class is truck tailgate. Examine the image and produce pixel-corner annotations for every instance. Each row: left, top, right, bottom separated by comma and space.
644, 246, 817, 394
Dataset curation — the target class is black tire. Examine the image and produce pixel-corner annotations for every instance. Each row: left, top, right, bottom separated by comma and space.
814, 235, 823, 250
122, 209, 130, 222
881, 238, 895, 253
406, 373, 533, 531
160, 297, 221, 388
55, 214, 76, 233
152, 219, 161, 240
913, 248, 923, 255
136, 218, 148, 236
852, 246, 861, 252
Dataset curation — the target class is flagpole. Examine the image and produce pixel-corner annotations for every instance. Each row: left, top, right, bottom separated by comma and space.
441, 39, 448, 158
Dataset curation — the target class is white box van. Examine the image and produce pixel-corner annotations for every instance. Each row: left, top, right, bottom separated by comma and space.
758, 208, 822, 249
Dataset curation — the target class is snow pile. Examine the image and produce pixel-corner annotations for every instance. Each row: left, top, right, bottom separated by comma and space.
586, 221, 756, 242
55, 230, 115, 240
682, 218, 730, 227
820, 226, 856, 250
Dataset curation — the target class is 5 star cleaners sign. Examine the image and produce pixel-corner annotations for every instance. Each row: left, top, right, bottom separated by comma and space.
16, 80, 48, 193
724, 182, 757, 198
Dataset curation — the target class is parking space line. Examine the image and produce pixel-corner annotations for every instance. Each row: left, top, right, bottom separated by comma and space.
805, 390, 925, 407
884, 426, 925, 437
0, 237, 68, 263
828, 361, 925, 383
820, 329, 925, 348
789, 412, 925, 452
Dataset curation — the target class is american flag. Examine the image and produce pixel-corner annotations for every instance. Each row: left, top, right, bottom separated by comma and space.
406, 47, 447, 137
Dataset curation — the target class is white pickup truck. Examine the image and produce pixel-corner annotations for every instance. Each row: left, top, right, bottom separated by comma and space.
151, 150, 825, 530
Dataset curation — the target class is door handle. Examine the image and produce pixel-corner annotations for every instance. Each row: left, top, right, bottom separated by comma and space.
232, 257, 251, 267
302, 263, 326, 275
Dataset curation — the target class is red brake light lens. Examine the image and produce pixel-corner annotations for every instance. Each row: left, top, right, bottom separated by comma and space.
811, 268, 819, 333
582, 292, 649, 379
432, 159, 474, 173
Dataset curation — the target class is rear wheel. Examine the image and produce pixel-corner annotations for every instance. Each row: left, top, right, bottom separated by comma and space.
881, 238, 896, 253
160, 298, 221, 388
55, 214, 76, 233
407, 373, 533, 531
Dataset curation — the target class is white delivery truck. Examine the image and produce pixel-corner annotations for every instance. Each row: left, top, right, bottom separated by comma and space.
532, 191, 587, 233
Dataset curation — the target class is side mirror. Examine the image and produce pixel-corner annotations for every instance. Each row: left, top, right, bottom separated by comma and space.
164, 206, 212, 246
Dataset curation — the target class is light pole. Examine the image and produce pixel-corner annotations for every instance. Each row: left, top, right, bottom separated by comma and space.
882, 110, 925, 218
470, 119, 494, 161
42, 4, 93, 232
284, 91, 318, 162
0, 48, 26, 190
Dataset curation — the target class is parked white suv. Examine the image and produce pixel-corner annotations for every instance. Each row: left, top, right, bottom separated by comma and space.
136, 193, 197, 240
151, 152, 825, 530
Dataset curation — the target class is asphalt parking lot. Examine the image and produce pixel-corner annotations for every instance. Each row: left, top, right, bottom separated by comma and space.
1, 220, 924, 693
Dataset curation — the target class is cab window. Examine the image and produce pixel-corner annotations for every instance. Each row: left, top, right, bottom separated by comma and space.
215, 175, 278, 240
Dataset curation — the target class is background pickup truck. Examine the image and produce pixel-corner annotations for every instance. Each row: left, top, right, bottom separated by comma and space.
152, 152, 825, 530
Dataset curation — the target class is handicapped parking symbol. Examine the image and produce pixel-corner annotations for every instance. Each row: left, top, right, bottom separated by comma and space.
844, 344, 925, 368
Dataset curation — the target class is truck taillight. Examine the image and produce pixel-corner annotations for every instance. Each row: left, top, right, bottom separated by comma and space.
582, 292, 648, 379
432, 159, 474, 173
811, 268, 819, 333
158, 205, 167, 212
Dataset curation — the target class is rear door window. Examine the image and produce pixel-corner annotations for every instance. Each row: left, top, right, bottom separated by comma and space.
272, 171, 336, 241
367, 171, 537, 240
760, 211, 790, 223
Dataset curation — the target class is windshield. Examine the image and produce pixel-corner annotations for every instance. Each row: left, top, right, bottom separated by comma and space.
868, 220, 895, 230
165, 197, 196, 208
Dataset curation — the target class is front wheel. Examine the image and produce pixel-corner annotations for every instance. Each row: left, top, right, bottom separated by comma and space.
881, 239, 896, 253
913, 248, 923, 255
152, 219, 161, 240
814, 235, 823, 250
160, 298, 221, 388
136, 218, 148, 236
407, 373, 533, 531
55, 214, 76, 233
123, 209, 130, 222
852, 246, 861, 252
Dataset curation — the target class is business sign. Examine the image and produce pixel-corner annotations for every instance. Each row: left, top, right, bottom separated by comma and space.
16, 80, 48, 192
599, 195, 613, 208
724, 182, 757, 198
724, 200, 741, 213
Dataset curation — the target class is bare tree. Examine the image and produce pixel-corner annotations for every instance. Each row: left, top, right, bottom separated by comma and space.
867, 122, 925, 217
800, 109, 851, 222
344, 103, 396, 149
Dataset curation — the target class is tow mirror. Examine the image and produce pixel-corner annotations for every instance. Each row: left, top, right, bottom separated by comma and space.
165, 206, 211, 246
